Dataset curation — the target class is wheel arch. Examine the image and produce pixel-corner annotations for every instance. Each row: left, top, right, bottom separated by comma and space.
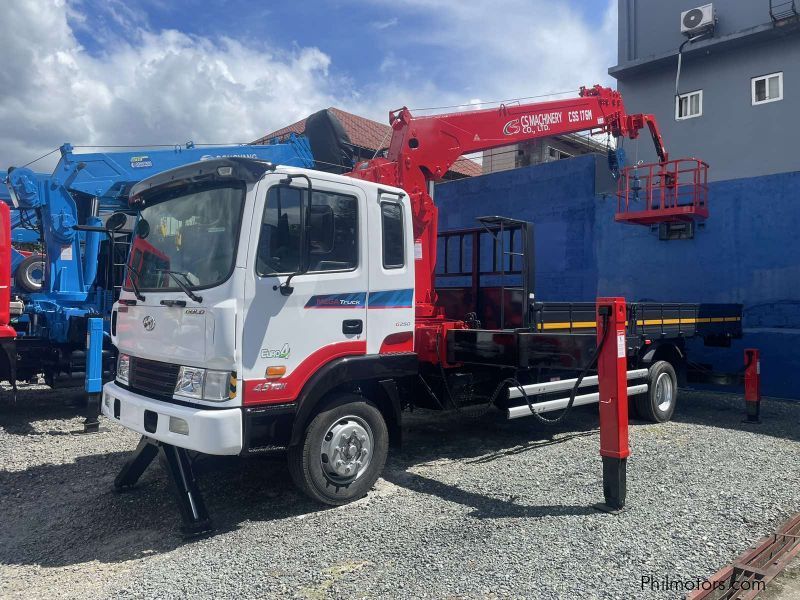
640, 341, 687, 385
289, 352, 417, 448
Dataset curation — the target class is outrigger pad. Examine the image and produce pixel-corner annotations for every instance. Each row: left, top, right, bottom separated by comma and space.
115, 436, 214, 537
593, 456, 627, 515
82, 392, 102, 434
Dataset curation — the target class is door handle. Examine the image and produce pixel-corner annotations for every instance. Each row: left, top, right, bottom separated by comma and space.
342, 319, 363, 335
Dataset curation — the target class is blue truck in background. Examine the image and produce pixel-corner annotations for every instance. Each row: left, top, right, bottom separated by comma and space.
1, 137, 315, 389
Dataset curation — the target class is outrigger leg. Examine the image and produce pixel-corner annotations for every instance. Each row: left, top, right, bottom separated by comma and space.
115, 436, 214, 537
82, 317, 103, 433
593, 298, 630, 514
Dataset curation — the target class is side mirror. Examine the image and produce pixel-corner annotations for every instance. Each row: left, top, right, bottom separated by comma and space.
106, 211, 128, 232
279, 174, 313, 296
135, 218, 150, 239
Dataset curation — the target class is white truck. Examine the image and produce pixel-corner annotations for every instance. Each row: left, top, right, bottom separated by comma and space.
103, 88, 743, 534
104, 160, 418, 519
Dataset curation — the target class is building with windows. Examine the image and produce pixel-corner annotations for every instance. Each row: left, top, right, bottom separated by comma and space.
433, 0, 800, 398
481, 133, 606, 175
610, 0, 800, 181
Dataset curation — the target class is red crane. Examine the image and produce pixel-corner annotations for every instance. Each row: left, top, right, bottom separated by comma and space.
345, 84, 706, 361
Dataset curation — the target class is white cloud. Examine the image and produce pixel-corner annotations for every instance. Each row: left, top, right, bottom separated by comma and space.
363, 0, 617, 111
371, 17, 399, 30
0, 0, 351, 169
0, 0, 618, 171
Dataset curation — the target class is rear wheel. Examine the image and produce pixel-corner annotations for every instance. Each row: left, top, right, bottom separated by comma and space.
635, 360, 678, 423
15, 254, 45, 293
288, 393, 388, 505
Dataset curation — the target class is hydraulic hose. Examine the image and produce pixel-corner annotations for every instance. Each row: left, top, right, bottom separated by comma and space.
428, 313, 611, 426
509, 312, 611, 426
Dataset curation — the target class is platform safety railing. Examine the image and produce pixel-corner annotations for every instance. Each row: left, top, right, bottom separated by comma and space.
616, 158, 709, 226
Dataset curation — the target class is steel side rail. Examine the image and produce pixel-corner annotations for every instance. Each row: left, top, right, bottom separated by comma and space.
506, 369, 649, 419
507, 369, 648, 399
507, 384, 649, 419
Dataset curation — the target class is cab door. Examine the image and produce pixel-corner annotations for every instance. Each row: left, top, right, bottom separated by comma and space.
365, 192, 415, 354
241, 174, 369, 406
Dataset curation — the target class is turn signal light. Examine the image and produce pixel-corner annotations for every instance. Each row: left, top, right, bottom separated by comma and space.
266, 366, 286, 378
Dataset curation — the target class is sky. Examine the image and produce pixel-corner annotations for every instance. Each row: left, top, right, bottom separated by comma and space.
0, 0, 617, 171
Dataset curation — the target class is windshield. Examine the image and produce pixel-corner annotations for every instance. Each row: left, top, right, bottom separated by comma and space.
125, 182, 245, 291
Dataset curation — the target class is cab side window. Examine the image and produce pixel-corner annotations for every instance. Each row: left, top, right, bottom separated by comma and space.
381, 201, 405, 269
256, 186, 359, 276
256, 186, 303, 276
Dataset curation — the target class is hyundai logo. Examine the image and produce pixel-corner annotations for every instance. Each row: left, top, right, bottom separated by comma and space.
142, 316, 156, 331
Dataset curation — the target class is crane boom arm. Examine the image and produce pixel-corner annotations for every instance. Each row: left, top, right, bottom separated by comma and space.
383, 85, 666, 177
346, 85, 669, 318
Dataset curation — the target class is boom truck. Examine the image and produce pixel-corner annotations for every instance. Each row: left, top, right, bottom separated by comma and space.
103, 85, 741, 533
1, 138, 315, 391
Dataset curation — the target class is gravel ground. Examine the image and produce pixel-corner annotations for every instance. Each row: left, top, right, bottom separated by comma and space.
1, 384, 799, 600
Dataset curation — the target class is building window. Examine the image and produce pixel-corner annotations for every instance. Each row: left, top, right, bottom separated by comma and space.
546, 146, 572, 162
675, 90, 702, 120
752, 72, 783, 105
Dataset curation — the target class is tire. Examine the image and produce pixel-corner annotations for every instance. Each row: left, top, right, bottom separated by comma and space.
288, 393, 389, 505
15, 254, 45, 293
635, 360, 678, 423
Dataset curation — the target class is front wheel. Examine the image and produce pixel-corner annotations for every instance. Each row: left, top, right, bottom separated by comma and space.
288, 393, 388, 505
635, 360, 678, 423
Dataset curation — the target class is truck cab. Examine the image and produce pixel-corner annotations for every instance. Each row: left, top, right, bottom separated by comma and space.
103, 158, 418, 504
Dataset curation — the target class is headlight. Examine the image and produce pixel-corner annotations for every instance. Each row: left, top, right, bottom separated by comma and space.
174, 366, 232, 402
175, 366, 204, 399
116, 353, 130, 385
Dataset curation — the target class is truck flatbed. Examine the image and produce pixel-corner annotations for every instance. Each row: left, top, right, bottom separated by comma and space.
448, 301, 742, 370
435, 219, 741, 373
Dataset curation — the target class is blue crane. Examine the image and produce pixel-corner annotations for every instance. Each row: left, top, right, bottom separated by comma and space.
2, 138, 314, 387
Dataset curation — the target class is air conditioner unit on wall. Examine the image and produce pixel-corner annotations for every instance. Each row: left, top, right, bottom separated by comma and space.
681, 4, 715, 35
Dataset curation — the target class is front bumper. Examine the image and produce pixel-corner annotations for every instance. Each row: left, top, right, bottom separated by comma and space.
102, 382, 243, 455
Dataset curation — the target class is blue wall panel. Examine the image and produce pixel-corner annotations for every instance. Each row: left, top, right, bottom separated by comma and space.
437, 156, 600, 302
436, 155, 800, 399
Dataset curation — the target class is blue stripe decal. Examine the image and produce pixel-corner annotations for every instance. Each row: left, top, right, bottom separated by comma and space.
305, 292, 366, 309
305, 289, 413, 309
368, 289, 414, 309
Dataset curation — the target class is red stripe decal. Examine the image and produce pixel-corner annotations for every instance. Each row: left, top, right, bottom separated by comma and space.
243, 340, 366, 406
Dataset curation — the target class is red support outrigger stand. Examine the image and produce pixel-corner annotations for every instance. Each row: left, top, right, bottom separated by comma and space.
594, 297, 630, 512
743, 348, 761, 424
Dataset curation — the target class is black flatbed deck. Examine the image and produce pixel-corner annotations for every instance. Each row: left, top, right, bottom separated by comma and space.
447, 301, 743, 370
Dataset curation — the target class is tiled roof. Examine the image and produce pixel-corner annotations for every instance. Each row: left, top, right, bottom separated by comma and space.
253, 107, 482, 178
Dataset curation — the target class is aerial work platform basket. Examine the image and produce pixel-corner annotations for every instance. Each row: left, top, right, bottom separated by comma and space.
616, 158, 709, 226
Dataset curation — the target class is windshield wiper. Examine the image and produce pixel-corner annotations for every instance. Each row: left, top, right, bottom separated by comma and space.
155, 269, 203, 304
125, 265, 146, 302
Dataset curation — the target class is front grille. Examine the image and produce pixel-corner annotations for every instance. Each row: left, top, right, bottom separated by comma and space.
129, 356, 180, 399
